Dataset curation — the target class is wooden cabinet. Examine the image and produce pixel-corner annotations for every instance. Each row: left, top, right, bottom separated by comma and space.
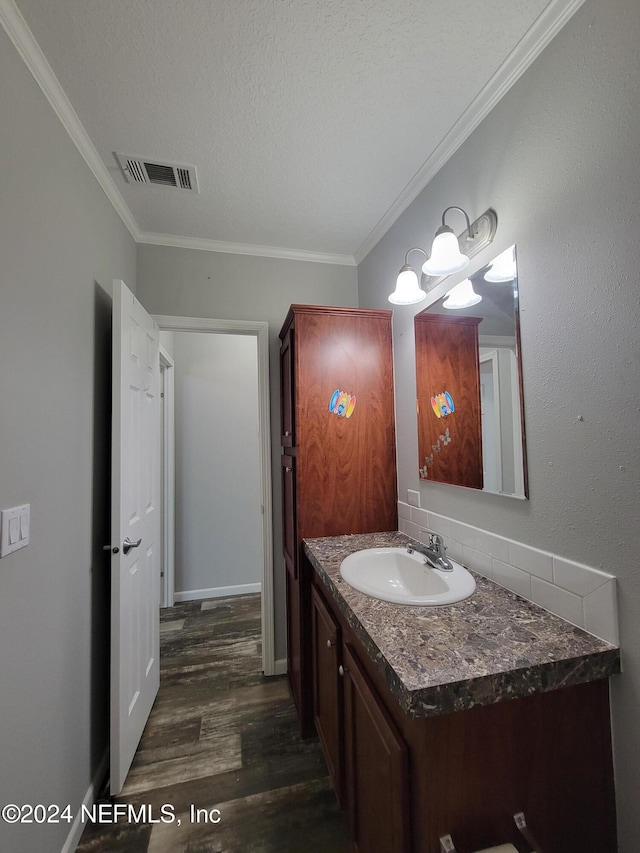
343, 642, 410, 853
310, 585, 344, 805
309, 569, 617, 853
414, 312, 483, 489
279, 305, 397, 736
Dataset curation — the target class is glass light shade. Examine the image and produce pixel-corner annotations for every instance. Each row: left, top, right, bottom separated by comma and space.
422, 229, 470, 277
443, 279, 482, 310
484, 246, 516, 282
388, 266, 427, 305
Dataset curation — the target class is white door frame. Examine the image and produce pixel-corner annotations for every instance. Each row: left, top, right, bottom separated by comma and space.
479, 348, 502, 493
159, 345, 175, 608
153, 315, 275, 676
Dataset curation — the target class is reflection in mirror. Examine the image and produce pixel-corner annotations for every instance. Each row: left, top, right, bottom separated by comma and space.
414, 245, 528, 498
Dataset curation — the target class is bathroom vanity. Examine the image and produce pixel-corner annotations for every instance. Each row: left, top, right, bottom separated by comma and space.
303, 531, 620, 853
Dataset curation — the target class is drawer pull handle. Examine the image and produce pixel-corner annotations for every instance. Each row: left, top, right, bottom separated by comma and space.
338, 665, 345, 677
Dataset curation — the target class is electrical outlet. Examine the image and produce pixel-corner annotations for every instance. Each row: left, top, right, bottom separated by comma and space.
407, 489, 421, 508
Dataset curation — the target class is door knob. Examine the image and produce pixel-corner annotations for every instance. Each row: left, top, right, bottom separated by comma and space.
326, 639, 335, 648
123, 536, 142, 555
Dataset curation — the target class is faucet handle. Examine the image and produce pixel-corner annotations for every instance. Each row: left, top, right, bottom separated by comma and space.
427, 531, 444, 551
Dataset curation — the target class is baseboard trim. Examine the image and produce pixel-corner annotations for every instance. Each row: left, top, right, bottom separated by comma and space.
174, 582, 261, 603
274, 658, 288, 676
60, 749, 108, 853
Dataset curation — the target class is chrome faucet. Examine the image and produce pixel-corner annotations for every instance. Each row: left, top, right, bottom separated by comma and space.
406, 532, 454, 572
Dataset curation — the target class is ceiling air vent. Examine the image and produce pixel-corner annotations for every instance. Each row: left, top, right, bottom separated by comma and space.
115, 153, 199, 193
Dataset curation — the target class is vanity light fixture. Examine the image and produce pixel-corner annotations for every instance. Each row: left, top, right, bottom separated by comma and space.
484, 244, 516, 282
442, 278, 482, 310
389, 207, 498, 305
423, 207, 475, 276
388, 248, 428, 304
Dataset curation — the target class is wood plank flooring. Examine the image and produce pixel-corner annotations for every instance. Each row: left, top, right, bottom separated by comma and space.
77, 594, 350, 852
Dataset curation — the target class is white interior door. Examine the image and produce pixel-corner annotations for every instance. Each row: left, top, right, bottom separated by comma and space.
110, 279, 161, 794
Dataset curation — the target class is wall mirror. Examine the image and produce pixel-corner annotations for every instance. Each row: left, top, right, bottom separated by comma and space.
414, 244, 528, 498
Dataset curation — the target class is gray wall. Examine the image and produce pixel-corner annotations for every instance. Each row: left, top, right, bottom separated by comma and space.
0, 26, 137, 853
137, 245, 358, 659
357, 0, 640, 847
3, 0, 638, 846
171, 332, 262, 596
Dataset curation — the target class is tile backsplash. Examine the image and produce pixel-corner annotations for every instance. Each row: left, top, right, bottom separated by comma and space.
398, 502, 619, 646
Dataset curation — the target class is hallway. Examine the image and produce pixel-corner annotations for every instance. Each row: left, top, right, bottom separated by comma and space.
77, 595, 350, 852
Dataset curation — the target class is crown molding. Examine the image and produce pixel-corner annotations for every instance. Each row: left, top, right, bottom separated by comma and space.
0, 0, 355, 267
2, 0, 584, 270
0, 0, 140, 240
137, 231, 356, 266
353, 0, 587, 265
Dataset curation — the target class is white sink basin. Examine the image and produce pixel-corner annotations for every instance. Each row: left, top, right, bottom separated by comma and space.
339, 546, 476, 606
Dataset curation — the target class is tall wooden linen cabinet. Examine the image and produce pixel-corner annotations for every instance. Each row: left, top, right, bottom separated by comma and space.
279, 305, 397, 735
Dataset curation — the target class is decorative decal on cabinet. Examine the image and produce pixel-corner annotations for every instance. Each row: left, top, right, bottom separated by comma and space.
430, 392, 455, 418
439, 427, 452, 446
329, 389, 356, 419
419, 455, 434, 479
419, 427, 453, 479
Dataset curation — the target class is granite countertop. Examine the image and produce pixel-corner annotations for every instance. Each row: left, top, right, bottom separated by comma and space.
303, 531, 620, 718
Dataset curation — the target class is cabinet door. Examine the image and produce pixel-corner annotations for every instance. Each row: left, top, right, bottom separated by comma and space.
281, 454, 297, 579
311, 585, 344, 806
294, 309, 397, 538
280, 327, 295, 447
343, 643, 410, 853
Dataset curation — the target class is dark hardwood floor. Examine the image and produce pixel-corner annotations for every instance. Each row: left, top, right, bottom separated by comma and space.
77, 594, 350, 852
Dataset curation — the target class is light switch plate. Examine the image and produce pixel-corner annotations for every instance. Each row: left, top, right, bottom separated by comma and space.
1, 504, 30, 557
407, 489, 421, 508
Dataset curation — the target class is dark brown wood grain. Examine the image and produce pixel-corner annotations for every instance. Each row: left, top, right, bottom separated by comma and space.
343, 642, 410, 853
408, 678, 617, 853
415, 312, 483, 490
294, 309, 397, 538
279, 306, 398, 740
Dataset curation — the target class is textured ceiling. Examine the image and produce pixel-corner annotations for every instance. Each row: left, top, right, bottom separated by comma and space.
10, 0, 577, 261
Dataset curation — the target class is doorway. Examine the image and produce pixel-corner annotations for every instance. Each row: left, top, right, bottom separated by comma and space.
154, 315, 275, 676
